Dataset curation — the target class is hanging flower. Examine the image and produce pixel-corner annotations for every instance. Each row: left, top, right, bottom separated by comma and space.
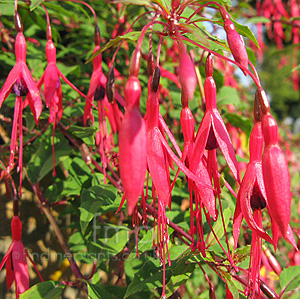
0, 13, 42, 193
0, 216, 43, 298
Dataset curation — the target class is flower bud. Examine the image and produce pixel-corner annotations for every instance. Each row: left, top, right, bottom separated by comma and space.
178, 48, 197, 100
223, 17, 248, 74
106, 66, 115, 103
262, 138, 291, 238
150, 67, 160, 93
147, 51, 155, 76
130, 49, 141, 77
119, 107, 147, 215
255, 88, 270, 115
205, 54, 214, 77
94, 25, 101, 46
14, 12, 23, 33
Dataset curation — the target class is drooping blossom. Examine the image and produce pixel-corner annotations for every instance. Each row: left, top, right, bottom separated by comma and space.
233, 123, 273, 247
175, 49, 215, 254
0, 215, 43, 298
0, 13, 42, 194
84, 26, 124, 182
256, 88, 292, 239
37, 23, 86, 176
189, 54, 240, 185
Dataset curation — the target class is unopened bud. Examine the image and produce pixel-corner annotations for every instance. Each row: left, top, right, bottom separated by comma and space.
14, 12, 23, 33
219, 6, 229, 21
254, 90, 263, 122
106, 66, 115, 103
256, 88, 270, 115
94, 25, 101, 46
130, 49, 141, 77
47, 24, 52, 40
147, 51, 155, 76
205, 54, 214, 77
150, 67, 160, 93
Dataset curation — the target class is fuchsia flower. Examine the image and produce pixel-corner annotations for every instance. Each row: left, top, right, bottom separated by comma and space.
0, 13, 42, 193
233, 123, 273, 247
37, 24, 86, 176
84, 26, 124, 181
189, 54, 240, 185
147, 67, 172, 208
0, 216, 29, 297
0, 215, 43, 297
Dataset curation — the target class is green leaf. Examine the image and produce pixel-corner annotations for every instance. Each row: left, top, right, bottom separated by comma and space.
79, 186, 117, 234
206, 207, 231, 247
225, 113, 253, 137
0, 2, 14, 15
222, 272, 240, 299
86, 31, 148, 63
182, 22, 228, 52
180, 23, 210, 48
69, 125, 96, 146
88, 283, 121, 299
20, 281, 64, 299
217, 86, 241, 107
124, 260, 172, 298
280, 266, 300, 294
24, 111, 36, 133
111, 0, 153, 7
30, 0, 45, 10
88, 223, 129, 260
165, 257, 196, 297
27, 133, 73, 184
231, 19, 260, 49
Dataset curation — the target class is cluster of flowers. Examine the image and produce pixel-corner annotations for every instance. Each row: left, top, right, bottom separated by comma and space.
0, 0, 297, 298
116, 1, 297, 298
0, 3, 124, 295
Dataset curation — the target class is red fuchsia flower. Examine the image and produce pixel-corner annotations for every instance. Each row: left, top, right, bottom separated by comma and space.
232, 122, 274, 297
255, 88, 292, 239
84, 26, 124, 182
0, 216, 29, 297
189, 54, 240, 185
0, 215, 43, 297
36, 22, 86, 176
147, 67, 172, 209
0, 13, 42, 194
233, 123, 273, 247
175, 56, 215, 253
